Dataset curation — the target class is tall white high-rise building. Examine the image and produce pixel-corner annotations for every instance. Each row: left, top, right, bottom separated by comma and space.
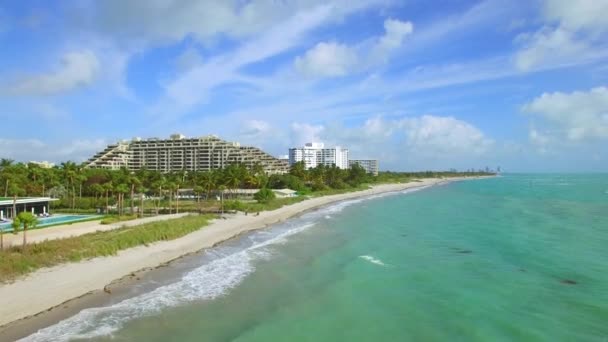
288, 142, 349, 169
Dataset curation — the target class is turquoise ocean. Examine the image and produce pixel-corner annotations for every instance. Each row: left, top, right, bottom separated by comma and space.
23, 174, 608, 341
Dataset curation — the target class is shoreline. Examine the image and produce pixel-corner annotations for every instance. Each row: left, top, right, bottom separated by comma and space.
0, 177, 491, 340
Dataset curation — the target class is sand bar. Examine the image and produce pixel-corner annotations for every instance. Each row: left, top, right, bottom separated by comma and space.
0, 178, 482, 328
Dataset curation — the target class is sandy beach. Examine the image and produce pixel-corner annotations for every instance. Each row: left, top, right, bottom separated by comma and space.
0, 177, 482, 337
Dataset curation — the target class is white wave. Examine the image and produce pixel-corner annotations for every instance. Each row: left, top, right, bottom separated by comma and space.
20, 223, 315, 342
359, 255, 387, 267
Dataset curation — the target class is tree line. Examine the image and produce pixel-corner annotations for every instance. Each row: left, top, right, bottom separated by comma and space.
0, 158, 495, 213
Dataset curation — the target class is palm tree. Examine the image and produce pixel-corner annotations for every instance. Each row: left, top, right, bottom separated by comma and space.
103, 181, 113, 213
199, 171, 216, 200
193, 185, 204, 212
217, 185, 226, 215
137, 184, 147, 218
60, 161, 78, 210
0, 223, 5, 251
166, 182, 178, 214
114, 183, 129, 216
128, 173, 141, 215
14, 212, 38, 249
151, 178, 165, 215
1, 158, 14, 197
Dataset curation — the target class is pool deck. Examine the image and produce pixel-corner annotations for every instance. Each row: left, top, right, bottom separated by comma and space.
2, 213, 190, 247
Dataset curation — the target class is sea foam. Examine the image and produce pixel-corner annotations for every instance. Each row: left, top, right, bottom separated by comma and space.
359, 255, 387, 267
20, 222, 315, 342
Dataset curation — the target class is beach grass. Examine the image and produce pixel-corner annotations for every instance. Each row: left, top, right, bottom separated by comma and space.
100, 214, 139, 225
0, 214, 214, 283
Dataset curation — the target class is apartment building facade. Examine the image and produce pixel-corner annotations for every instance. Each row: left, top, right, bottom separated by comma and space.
288, 142, 349, 169
349, 159, 379, 176
85, 134, 288, 174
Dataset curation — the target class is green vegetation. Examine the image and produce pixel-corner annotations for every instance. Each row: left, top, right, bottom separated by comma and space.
0, 214, 214, 283
0, 157, 494, 218
100, 214, 138, 225
254, 188, 275, 203
11, 212, 38, 248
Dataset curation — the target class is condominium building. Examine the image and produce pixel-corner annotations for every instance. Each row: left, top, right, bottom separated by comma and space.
85, 134, 288, 174
349, 159, 379, 176
288, 142, 349, 169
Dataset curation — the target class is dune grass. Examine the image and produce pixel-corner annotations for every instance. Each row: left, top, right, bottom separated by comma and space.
0, 214, 214, 283
100, 214, 138, 225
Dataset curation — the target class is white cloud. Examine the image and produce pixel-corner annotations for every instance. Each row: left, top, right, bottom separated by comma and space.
0, 138, 107, 163
399, 115, 493, 156
294, 18, 413, 78
6, 51, 100, 96
514, 26, 588, 71
152, 4, 338, 116
294, 42, 358, 77
543, 0, 608, 33
378, 19, 414, 50
514, 0, 608, 71
290, 122, 325, 146
523, 86, 608, 141
87, 0, 389, 46
287, 115, 493, 169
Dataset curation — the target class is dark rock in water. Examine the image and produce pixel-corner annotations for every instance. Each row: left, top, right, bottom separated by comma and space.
519, 268, 527, 273
400, 234, 407, 237
457, 250, 472, 254
561, 279, 577, 285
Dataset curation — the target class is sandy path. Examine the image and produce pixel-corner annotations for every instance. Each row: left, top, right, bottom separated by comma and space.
0, 178, 473, 327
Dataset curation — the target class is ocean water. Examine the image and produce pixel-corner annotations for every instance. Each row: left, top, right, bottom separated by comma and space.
22, 175, 608, 341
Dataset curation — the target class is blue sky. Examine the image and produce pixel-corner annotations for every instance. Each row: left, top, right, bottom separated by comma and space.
0, 0, 607, 172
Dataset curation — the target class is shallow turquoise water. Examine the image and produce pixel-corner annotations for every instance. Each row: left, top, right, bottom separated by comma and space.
25, 175, 608, 341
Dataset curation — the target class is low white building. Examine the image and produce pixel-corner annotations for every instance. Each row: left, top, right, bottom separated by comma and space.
349, 159, 379, 176
288, 142, 349, 169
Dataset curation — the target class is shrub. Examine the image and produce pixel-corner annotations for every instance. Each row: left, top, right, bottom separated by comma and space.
253, 188, 276, 203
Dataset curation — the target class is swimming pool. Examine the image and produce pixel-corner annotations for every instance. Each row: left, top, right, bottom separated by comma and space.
0, 214, 101, 232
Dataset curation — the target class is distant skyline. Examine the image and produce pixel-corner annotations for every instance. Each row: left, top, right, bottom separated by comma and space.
0, 0, 607, 172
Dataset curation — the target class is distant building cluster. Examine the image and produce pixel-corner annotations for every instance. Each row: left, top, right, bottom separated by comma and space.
288, 142, 379, 175
85, 135, 380, 176
85, 134, 288, 174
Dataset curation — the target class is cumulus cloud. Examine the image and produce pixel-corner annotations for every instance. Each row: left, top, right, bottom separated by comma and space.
290, 122, 325, 146
523, 86, 608, 141
514, 0, 608, 71
376, 19, 414, 51
5, 51, 99, 96
288, 115, 493, 170
400, 115, 493, 155
514, 26, 588, 71
294, 18, 413, 78
294, 42, 358, 77
0, 138, 107, 162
